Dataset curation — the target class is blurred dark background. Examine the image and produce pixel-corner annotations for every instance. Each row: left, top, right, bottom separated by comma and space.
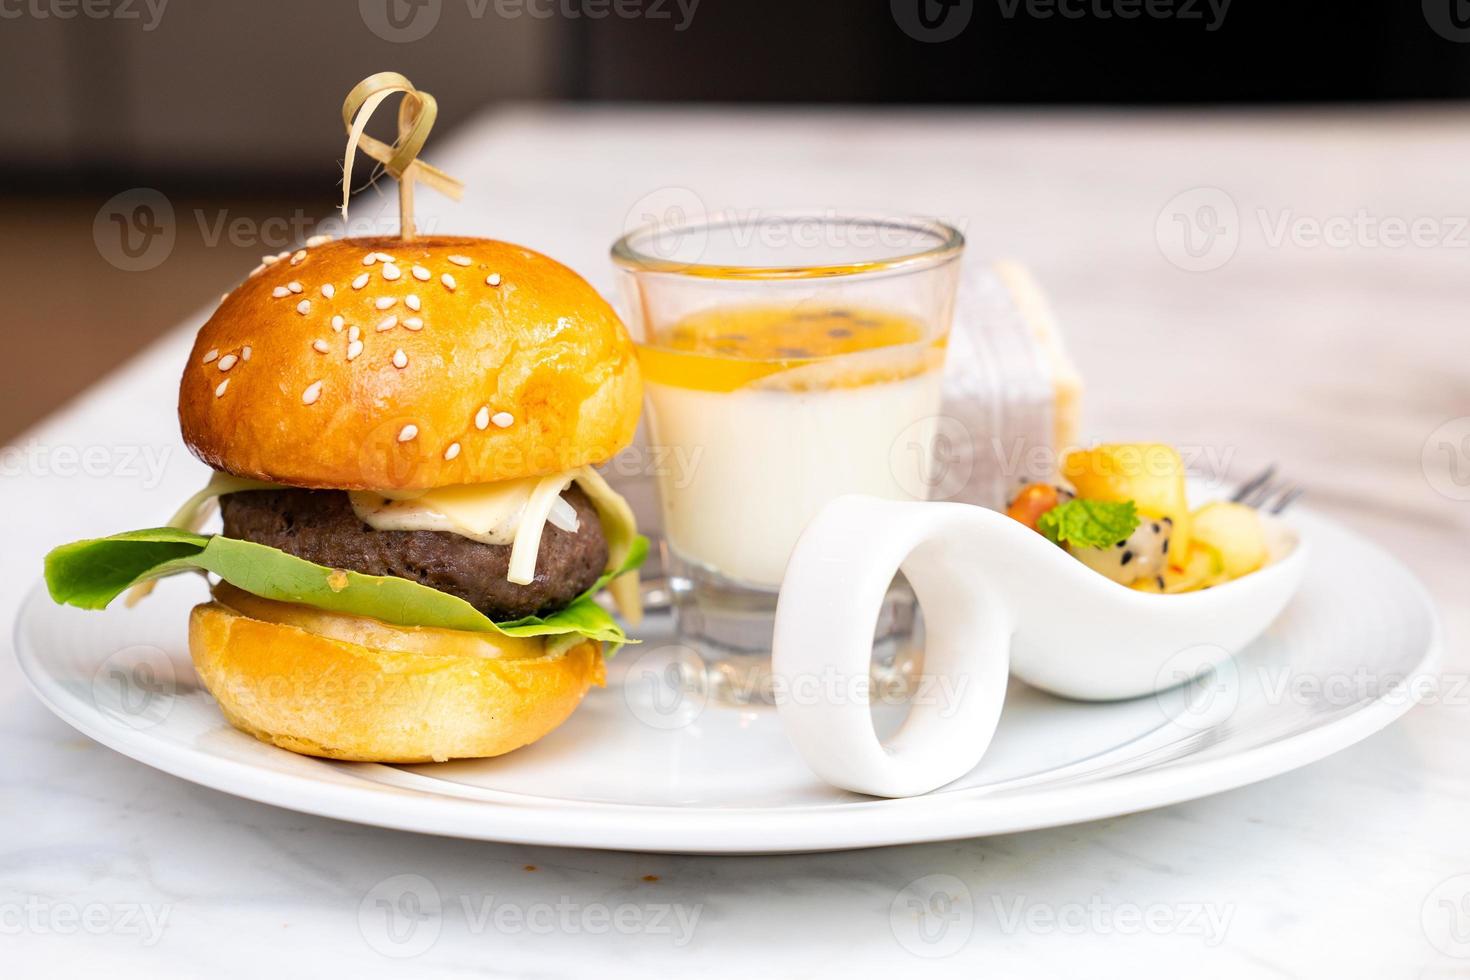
5, 0, 1469, 188
3, 0, 1469, 439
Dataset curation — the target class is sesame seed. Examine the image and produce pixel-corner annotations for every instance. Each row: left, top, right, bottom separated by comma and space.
486, 273, 502, 287
444, 442, 461, 461
441, 273, 457, 291
363, 253, 378, 266
403, 316, 423, 331
271, 286, 291, 299
289, 249, 308, 265
374, 252, 395, 263
215, 379, 230, 398
331, 315, 345, 332
392, 349, 408, 369
411, 265, 431, 281
405, 294, 421, 311
287, 281, 303, 294
448, 255, 472, 266
321, 283, 335, 299
296, 299, 311, 315
491, 412, 514, 428
352, 272, 370, 290
248, 264, 267, 277
475, 406, 490, 430
382, 263, 401, 281
374, 296, 396, 310
348, 325, 361, 342
347, 340, 364, 360
277, 250, 292, 261
217, 353, 238, 371
306, 234, 333, 247
398, 424, 418, 442
302, 380, 322, 405
312, 339, 330, 354
241, 345, 252, 361
261, 254, 281, 266
202, 349, 219, 364
377, 315, 398, 332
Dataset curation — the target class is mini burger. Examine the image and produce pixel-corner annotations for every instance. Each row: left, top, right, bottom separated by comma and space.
46, 236, 646, 763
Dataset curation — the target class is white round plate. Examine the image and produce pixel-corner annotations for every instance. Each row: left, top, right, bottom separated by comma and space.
15, 507, 1440, 854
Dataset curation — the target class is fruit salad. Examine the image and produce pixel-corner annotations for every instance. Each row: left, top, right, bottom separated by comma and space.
1005, 443, 1270, 593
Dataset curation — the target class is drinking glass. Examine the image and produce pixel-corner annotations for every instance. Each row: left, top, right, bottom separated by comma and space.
612, 211, 964, 705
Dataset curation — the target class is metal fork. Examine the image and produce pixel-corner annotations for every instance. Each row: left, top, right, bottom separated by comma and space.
1230, 464, 1304, 513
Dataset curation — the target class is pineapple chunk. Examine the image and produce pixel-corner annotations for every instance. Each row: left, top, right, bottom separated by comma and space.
1062, 444, 1191, 557
1130, 543, 1225, 594
1190, 501, 1267, 579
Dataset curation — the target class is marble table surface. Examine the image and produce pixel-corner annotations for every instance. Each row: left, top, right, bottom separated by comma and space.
3, 105, 1467, 977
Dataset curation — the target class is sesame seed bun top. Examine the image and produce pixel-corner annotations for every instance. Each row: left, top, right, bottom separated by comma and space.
179, 236, 642, 490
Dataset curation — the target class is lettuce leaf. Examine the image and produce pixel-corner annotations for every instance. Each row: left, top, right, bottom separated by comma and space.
44, 528, 648, 650
1037, 499, 1140, 551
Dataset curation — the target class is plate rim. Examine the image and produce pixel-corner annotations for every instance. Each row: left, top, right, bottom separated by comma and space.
13, 511, 1443, 854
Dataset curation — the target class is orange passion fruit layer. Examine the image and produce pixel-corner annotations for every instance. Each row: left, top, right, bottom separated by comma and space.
636, 305, 945, 392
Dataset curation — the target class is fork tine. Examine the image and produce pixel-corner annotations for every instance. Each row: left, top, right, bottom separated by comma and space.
1243, 482, 1277, 510
1231, 464, 1277, 505
1268, 485, 1304, 514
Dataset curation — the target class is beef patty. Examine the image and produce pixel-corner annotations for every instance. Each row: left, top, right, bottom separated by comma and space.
220, 485, 607, 621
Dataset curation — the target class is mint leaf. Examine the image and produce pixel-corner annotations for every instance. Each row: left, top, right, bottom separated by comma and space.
44, 528, 647, 649
1037, 499, 1140, 551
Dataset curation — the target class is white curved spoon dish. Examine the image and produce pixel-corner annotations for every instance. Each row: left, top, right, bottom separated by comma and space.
773, 498, 1307, 796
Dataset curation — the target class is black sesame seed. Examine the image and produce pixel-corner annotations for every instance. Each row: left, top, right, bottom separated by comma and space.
1162, 516, 1173, 524
1157, 575, 1166, 589
1116, 540, 1127, 549
1121, 550, 1134, 566
1162, 538, 1170, 554
1152, 522, 1161, 534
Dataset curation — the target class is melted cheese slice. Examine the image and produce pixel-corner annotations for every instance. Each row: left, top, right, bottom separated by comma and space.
349, 475, 582, 586
349, 477, 578, 546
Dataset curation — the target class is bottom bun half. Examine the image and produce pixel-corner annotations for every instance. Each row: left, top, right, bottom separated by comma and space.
188, 585, 605, 763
